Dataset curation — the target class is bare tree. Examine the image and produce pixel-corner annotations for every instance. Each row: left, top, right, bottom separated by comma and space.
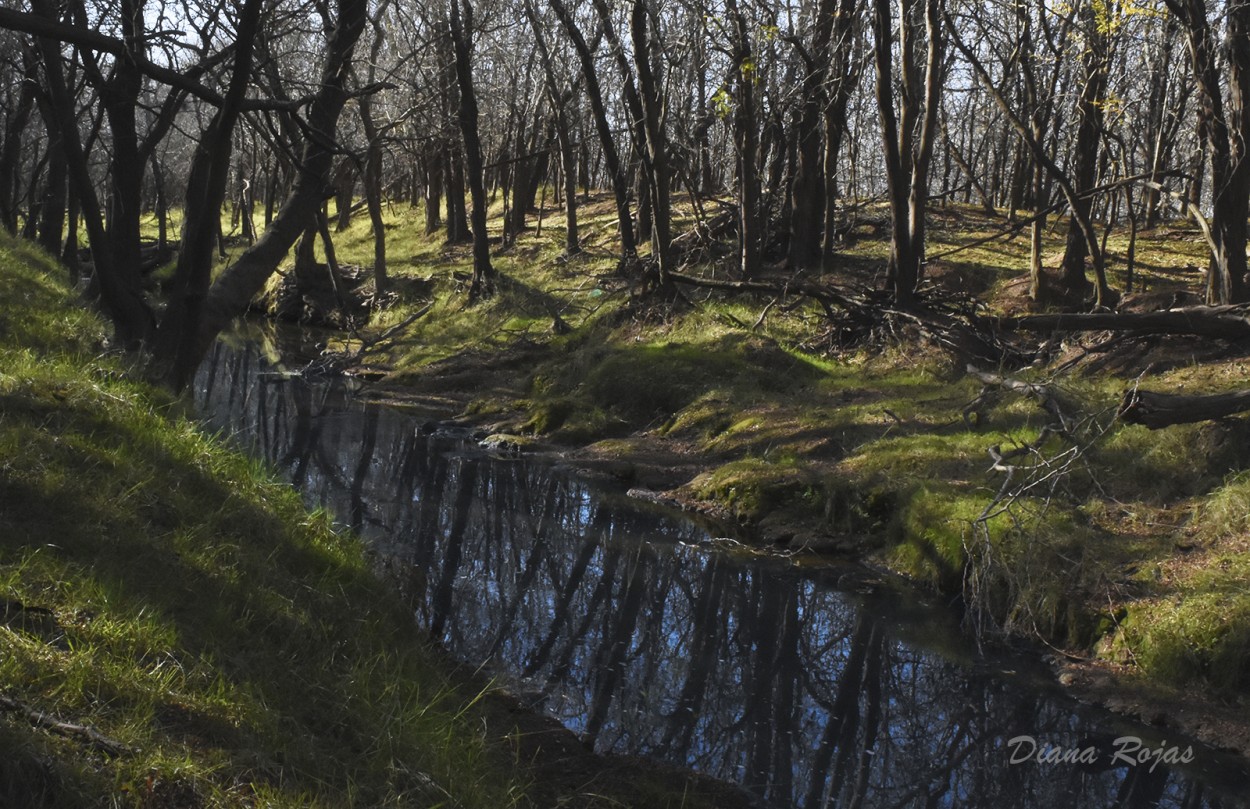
873, 0, 944, 304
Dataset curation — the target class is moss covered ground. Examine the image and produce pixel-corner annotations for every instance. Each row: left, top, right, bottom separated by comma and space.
233, 193, 1250, 730
0, 233, 753, 807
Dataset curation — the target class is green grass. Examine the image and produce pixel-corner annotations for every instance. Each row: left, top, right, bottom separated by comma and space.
0, 233, 738, 808
0, 235, 531, 806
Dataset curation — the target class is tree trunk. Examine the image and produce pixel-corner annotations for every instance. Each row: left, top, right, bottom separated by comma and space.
31, 0, 153, 346
0, 48, 37, 235
424, 155, 443, 235
36, 123, 66, 257
1058, 1, 1109, 300
1120, 387, 1250, 429
150, 0, 264, 384
171, 0, 368, 387
630, 0, 674, 286
1165, 0, 1250, 304
446, 144, 469, 243
875, 0, 943, 305
787, 0, 839, 270
549, 0, 638, 264
447, 0, 494, 300
727, 0, 762, 279
359, 0, 392, 296
332, 159, 355, 231
523, 0, 580, 257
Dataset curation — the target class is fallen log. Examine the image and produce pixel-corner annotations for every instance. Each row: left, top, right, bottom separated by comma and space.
991, 305, 1250, 340
1118, 387, 1250, 429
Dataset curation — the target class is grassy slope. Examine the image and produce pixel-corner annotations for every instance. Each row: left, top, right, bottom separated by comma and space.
0, 235, 747, 807
260, 194, 1250, 709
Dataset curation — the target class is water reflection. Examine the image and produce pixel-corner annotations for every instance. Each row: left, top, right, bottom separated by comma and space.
195, 337, 1250, 809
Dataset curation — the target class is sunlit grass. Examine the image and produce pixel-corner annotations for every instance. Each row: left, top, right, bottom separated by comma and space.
0, 235, 519, 807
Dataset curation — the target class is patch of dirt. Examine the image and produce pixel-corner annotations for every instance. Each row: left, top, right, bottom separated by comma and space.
1054, 658, 1250, 765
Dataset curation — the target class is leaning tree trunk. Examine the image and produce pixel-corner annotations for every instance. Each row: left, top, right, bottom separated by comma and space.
168, 0, 368, 387
549, 0, 637, 264
151, 0, 264, 385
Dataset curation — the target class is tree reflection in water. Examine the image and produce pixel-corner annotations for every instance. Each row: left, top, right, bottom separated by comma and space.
196, 340, 1249, 809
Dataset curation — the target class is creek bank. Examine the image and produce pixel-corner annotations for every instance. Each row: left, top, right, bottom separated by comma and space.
357, 332, 1250, 766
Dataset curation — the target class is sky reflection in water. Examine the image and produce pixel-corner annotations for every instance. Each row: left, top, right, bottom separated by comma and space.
196, 338, 1250, 809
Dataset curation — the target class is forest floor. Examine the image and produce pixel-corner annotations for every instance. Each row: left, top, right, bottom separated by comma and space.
225, 192, 1250, 763
0, 233, 760, 808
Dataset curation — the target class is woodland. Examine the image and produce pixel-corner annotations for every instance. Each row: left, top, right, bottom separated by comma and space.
5, 0, 1250, 368
3, 0, 1250, 798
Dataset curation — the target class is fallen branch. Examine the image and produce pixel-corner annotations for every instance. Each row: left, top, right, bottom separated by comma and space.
1118, 387, 1250, 429
0, 695, 134, 756
667, 270, 870, 320
305, 302, 434, 376
966, 365, 1074, 434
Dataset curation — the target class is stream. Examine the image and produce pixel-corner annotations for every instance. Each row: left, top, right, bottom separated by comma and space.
194, 330, 1250, 809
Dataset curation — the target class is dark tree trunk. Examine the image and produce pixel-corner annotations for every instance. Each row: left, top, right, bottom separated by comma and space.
332, 159, 355, 231
820, 0, 861, 266
447, 0, 494, 300
151, 0, 264, 385
97, 0, 149, 338
630, 0, 674, 286
1059, 1, 1109, 299
446, 144, 469, 243
32, 0, 153, 346
424, 155, 443, 235
171, 0, 368, 386
1165, 0, 1250, 303
727, 0, 762, 279
36, 121, 66, 257
359, 0, 392, 296
875, 0, 943, 305
0, 48, 38, 235
787, 0, 839, 270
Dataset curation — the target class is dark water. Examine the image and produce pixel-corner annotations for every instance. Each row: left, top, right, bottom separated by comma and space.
195, 333, 1250, 809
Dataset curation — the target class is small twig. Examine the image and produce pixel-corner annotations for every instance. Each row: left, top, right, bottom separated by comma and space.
0, 695, 134, 756
752, 297, 778, 331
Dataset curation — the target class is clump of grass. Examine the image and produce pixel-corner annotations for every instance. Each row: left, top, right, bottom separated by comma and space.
689, 456, 821, 523
1108, 471, 1250, 693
